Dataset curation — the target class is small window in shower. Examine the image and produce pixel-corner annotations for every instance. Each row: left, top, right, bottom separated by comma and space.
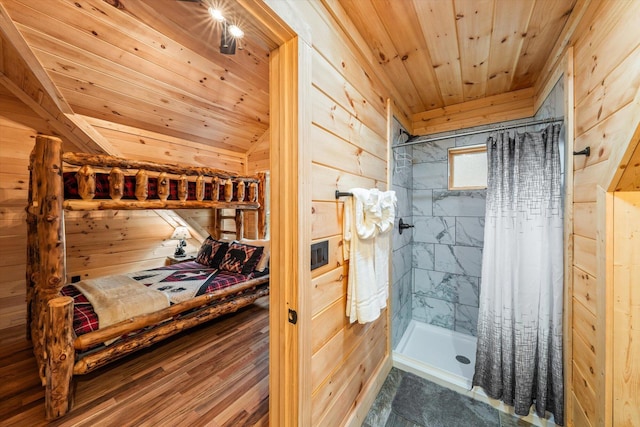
448, 144, 487, 190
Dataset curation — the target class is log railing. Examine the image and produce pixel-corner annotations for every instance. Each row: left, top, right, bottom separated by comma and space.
62, 152, 262, 211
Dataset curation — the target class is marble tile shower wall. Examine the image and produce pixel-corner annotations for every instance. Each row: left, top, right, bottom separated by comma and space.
391, 119, 413, 348
410, 78, 564, 338
411, 135, 485, 337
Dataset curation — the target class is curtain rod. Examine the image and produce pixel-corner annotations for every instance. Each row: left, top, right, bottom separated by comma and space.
392, 116, 564, 149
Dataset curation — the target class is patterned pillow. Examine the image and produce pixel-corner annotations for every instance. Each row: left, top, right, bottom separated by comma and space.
219, 242, 264, 274
239, 239, 270, 272
195, 237, 229, 268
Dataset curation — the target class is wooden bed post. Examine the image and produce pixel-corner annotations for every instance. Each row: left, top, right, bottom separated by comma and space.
45, 297, 75, 419
257, 172, 268, 239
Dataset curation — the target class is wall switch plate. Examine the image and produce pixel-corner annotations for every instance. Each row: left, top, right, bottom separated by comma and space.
311, 240, 329, 270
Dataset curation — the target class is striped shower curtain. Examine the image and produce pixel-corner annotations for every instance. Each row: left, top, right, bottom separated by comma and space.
473, 124, 564, 424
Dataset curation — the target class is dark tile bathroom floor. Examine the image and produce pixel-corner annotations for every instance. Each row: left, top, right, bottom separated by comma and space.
363, 368, 535, 427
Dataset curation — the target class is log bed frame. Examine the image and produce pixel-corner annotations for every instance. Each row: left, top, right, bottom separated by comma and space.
25, 135, 269, 419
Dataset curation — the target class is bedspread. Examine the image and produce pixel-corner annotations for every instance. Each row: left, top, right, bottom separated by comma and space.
61, 260, 263, 337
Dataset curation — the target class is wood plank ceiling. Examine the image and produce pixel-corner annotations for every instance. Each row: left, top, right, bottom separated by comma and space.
338, 0, 577, 114
2, 0, 577, 154
1, 0, 275, 154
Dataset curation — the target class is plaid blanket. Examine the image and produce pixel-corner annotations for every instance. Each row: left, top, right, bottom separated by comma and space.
61, 260, 260, 337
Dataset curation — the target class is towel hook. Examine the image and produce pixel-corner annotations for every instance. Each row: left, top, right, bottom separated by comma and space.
398, 218, 414, 235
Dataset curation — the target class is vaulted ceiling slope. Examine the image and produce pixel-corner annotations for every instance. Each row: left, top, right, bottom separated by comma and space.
2, 0, 274, 154
337, 0, 577, 114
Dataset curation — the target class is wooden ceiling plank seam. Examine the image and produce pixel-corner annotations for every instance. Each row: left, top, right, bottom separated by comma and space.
40, 61, 268, 133
454, 0, 495, 101
0, 2, 119, 155
81, 116, 248, 161
56, 84, 262, 145
371, 0, 444, 110
244, 129, 270, 159
413, 0, 464, 106
485, 0, 535, 96
336, 0, 425, 112
511, 0, 576, 89
68, 99, 255, 154
129, 0, 273, 86
79, 0, 270, 99
318, 0, 413, 119
6, 0, 268, 130
44, 64, 268, 140
533, 0, 593, 111
0, 2, 70, 114
15, 0, 269, 106
18, 26, 270, 127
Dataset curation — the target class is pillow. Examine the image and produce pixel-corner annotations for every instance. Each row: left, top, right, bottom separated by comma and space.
195, 237, 229, 268
239, 238, 270, 272
219, 242, 264, 274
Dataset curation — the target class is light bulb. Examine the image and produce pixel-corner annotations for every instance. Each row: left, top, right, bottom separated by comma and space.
228, 24, 244, 39
208, 7, 225, 22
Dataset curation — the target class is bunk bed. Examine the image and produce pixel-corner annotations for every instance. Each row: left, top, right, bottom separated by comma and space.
26, 135, 269, 419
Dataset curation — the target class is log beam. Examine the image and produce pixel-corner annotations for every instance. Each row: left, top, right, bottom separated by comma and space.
45, 297, 75, 420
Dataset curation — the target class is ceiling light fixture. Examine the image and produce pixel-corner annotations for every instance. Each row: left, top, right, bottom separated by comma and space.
208, 7, 225, 22
219, 21, 244, 55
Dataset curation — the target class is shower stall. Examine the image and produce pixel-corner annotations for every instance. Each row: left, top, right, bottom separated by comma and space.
389, 79, 565, 423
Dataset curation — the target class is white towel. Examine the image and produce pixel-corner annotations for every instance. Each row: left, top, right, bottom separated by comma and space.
374, 190, 397, 308
344, 188, 380, 323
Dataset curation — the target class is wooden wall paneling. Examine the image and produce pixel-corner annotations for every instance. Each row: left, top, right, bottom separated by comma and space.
311, 53, 386, 139
574, 47, 640, 137
612, 192, 640, 426
311, 296, 347, 354
311, 85, 387, 159
572, 360, 596, 424
310, 125, 387, 182
411, 88, 535, 135
311, 201, 342, 240
572, 161, 609, 204
311, 324, 386, 425
573, 2, 640, 104
574, 102, 637, 169
573, 267, 596, 316
573, 300, 596, 351
571, 393, 591, 427
572, 235, 596, 277
311, 163, 382, 202
573, 202, 596, 239
572, 329, 597, 389
311, 266, 346, 318
303, 8, 388, 121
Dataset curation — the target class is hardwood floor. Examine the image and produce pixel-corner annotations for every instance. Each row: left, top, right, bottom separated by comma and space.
0, 298, 269, 426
